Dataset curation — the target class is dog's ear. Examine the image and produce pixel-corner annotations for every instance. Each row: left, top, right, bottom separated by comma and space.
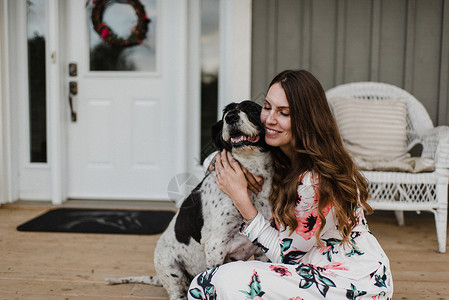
211, 120, 226, 151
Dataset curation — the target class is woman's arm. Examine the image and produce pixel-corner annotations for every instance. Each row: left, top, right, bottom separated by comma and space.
202, 151, 218, 174
240, 212, 285, 263
240, 173, 336, 264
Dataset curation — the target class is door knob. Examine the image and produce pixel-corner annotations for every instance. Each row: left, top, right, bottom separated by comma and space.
69, 81, 77, 122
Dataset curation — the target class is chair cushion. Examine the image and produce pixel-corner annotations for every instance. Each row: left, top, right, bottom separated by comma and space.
354, 156, 435, 173
329, 97, 408, 161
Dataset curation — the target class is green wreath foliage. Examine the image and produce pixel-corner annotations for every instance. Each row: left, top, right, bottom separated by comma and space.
91, 0, 151, 47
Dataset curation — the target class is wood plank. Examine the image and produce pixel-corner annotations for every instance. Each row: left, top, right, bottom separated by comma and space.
1, 205, 448, 299
0, 279, 167, 299
0, 208, 169, 299
392, 280, 449, 297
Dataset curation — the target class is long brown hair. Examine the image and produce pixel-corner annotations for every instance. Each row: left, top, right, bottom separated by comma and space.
268, 69, 372, 245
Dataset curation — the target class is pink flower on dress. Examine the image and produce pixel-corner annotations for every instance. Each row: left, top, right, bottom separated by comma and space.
270, 265, 292, 277
289, 297, 304, 300
295, 209, 320, 240
323, 262, 348, 271
295, 200, 332, 240
322, 262, 349, 277
319, 245, 332, 254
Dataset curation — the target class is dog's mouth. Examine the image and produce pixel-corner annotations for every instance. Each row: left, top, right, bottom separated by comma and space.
229, 132, 260, 148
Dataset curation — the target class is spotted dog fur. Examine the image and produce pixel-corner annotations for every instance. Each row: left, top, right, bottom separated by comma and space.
105, 101, 273, 300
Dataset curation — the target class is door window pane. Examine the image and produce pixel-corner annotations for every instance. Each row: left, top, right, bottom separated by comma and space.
27, 0, 47, 163
87, 0, 157, 71
200, 0, 219, 161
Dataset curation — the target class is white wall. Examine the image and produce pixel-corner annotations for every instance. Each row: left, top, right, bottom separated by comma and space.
252, 0, 449, 126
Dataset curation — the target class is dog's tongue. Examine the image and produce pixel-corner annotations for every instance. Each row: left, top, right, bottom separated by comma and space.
248, 136, 260, 143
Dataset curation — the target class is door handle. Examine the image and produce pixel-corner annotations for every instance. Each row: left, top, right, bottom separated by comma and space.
69, 81, 77, 122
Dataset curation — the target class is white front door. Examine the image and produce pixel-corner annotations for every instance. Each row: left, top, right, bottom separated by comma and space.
64, 0, 186, 200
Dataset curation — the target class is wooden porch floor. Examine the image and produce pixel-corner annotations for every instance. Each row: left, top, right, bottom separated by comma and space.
0, 201, 448, 299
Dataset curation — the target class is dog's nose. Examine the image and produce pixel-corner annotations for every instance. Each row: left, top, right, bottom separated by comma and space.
225, 111, 240, 124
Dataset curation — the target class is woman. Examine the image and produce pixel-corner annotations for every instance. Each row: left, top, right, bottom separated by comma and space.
188, 70, 393, 299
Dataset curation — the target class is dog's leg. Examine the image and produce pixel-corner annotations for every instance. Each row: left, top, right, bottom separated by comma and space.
154, 235, 194, 300
253, 250, 269, 262
156, 267, 191, 300
204, 239, 226, 269
105, 274, 188, 300
104, 275, 161, 286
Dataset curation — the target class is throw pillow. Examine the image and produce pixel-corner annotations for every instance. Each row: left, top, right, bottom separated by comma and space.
329, 97, 408, 161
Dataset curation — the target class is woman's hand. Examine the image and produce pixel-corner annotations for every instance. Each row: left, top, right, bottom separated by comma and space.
212, 150, 264, 194
241, 164, 264, 195
215, 150, 258, 221
215, 150, 248, 200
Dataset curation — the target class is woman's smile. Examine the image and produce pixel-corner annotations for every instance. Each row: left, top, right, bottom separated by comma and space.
265, 127, 282, 136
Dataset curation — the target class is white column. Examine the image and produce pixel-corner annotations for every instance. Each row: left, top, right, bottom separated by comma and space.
218, 0, 252, 116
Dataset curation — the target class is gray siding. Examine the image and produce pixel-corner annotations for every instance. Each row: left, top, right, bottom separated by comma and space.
251, 0, 449, 125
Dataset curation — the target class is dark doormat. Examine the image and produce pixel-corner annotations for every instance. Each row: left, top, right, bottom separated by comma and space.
17, 208, 175, 235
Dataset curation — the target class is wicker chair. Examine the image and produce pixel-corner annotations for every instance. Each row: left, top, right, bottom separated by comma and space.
326, 82, 449, 253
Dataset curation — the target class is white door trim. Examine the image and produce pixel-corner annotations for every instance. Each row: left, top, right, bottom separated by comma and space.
0, 0, 13, 204
5, 0, 64, 204
12, 0, 61, 203
47, 0, 65, 205
186, 0, 201, 175
170, 0, 189, 178
8, 0, 33, 203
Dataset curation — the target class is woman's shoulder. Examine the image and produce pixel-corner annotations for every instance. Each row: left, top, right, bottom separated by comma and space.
296, 171, 320, 205
298, 170, 319, 187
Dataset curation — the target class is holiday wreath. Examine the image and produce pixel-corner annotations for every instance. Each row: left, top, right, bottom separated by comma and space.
91, 0, 151, 47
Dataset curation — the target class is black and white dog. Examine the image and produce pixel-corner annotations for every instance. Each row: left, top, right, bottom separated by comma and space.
105, 100, 273, 300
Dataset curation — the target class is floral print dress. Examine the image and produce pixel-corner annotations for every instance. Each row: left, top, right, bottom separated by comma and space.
188, 172, 393, 300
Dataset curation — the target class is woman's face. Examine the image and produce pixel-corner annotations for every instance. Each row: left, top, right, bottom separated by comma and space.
260, 82, 293, 156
